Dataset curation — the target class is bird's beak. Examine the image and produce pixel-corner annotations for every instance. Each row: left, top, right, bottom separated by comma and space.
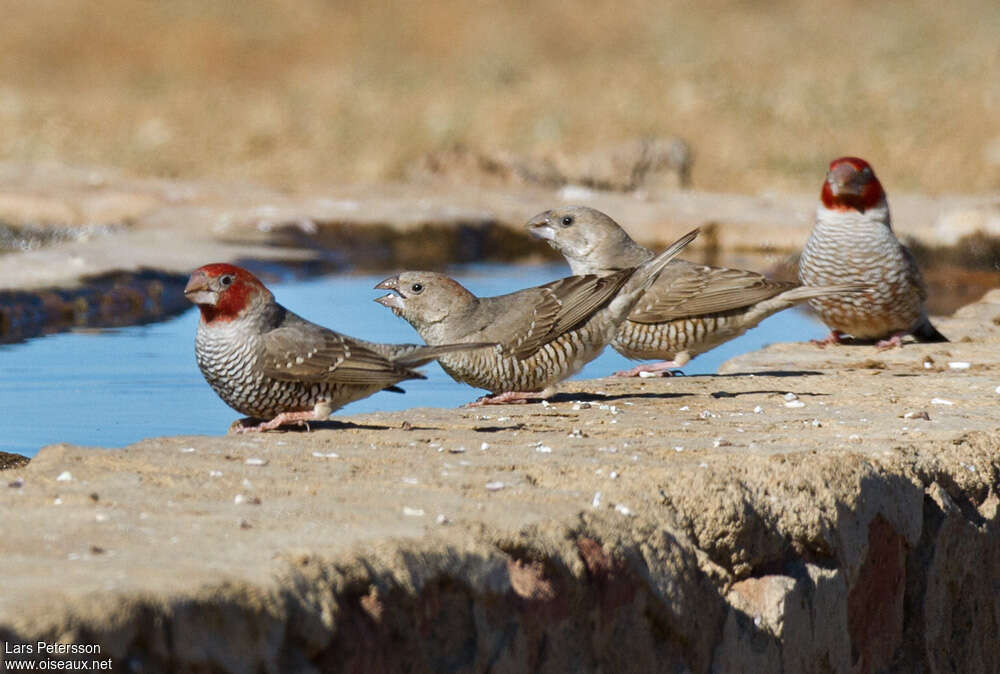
184, 271, 217, 306
525, 213, 556, 241
827, 162, 862, 197
374, 277, 404, 310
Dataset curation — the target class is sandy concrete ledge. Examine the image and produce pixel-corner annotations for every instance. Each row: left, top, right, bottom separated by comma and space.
1, 161, 998, 291
1, 292, 998, 671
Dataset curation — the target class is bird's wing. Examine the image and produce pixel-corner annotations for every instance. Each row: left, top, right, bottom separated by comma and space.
900, 244, 929, 302
260, 314, 422, 386
628, 265, 798, 323
506, 269, 633, 359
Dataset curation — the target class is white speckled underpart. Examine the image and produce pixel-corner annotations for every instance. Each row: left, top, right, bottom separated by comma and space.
799, 204, 925, 339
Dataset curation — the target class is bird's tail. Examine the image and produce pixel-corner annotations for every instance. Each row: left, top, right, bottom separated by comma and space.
913, 316, 948, 343
383, 342, 496, 368
623, 228, 700, 294
773, 282, 871, 304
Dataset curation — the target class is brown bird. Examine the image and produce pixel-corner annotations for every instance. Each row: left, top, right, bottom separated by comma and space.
185, 263, 490, 432
527, 205, 864, 376
374, 228, 699, 404
799, 156, 947, 348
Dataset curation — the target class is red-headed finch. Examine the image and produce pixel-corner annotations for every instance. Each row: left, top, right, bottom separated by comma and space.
799, 157, 946, 348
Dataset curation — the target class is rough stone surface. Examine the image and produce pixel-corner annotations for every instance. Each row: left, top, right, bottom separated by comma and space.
1, 291, 999, 672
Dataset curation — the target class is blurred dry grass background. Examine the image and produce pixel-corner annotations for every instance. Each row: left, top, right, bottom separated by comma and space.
1, 0, 998, 194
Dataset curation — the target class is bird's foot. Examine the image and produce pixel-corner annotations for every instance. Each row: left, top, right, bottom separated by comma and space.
810, 331, 845, 348
230, 412, 315, 433
612, 361, 683, 378
464, 391, 550, 407
875, 333, 907, 351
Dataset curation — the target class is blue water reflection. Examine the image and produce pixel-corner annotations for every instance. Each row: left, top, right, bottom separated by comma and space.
0, 264, 826, 455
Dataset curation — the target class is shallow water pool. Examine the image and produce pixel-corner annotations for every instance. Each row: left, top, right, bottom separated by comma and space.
0, 264, 827, 456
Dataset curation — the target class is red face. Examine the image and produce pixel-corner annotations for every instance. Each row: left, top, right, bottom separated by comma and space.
820, 157, 886, 213
184, 263, 268, 323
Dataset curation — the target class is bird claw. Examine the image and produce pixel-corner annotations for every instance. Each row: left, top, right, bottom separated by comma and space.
612, 362, 684, 378
464, 391, 549, 407
875, 333, 906, 351
228, 412, 315, 433
810, 331, 844, 348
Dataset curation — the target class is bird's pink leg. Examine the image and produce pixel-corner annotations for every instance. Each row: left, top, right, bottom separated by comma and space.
464, 391, 551, 407
231, 411, 315, 433
613, 361, 683, 377
810, 330, 844, 348
875, 332, 907, 350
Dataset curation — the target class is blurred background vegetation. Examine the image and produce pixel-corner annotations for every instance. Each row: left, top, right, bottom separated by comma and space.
2, 0, 998, 194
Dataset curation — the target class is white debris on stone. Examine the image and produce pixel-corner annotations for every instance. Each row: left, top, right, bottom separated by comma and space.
95, 513, 109, 523
592, 491, 602, 508
209, 470, 223, 478
948, 362, 971, 370
567, 428, 583, 438
848, 434, 862, 443
485, 481, 505, 491
785, 400, 805, 408
610, 471, 619, 479
784, 392, 798, 401
699, 410, 716, 419
535, 445, 553, 454
541, 400, 551, 407
674, 446, 684, 452
401, 477, 419, 485
312, 451, 339, 458
931, 398, 955, 406
402, 507, 425, 517
242, 478, 253, 489
614, 503, 633, 516
436, 514, 450, 525
679, 405, 690, 411
638, 371, 658, 378
480, 442, 490, 451
179, 447, 196, 453
53, 497, 63, 505
56, 471, 72, 482
245, 458, 268, 466
753, 406, 764, 414
234, 494, 246, 505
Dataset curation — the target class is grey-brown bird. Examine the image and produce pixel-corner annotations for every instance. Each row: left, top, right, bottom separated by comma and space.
186, 263, 490, 432
374, 228, 699, 404
527, 206, 865, 376
799, 156, 947, 348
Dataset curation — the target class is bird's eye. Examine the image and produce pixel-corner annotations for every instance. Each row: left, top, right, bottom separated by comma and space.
560, 216, 574, 227
220, 275, 234, 287
410, 283, 424, 294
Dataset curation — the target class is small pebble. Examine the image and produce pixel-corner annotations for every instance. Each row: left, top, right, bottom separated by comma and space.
609, 471, 619, 479
402, 507, 425, 517
948, 362, 971, 370
614, 503, 633, 516
209, 470, 223, 477
56, 471, 72, 482
783, 392, 798, 401
245, 458, 268, 466
8, 478, 23, 488
535, 445, 553, 454
699, 410, 715, 419
930, 398, 954, 406
848, 434, 862, 443
678, 405, 690, 411
541, 400, 551, 407
53, 497, 63, 505
234, 494, 246, 504
785, 400, 805, 409
485, 481, 505, 491
567, 428, 583, 438
592, 491, 602, 508
903, 411, 930, 421
753, 406, 763, 414
449, 446, 467, 454
239, 519, 252, 530
713, 438, 732, 448
480, 442, 490, 451
436, 514, 450, 525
